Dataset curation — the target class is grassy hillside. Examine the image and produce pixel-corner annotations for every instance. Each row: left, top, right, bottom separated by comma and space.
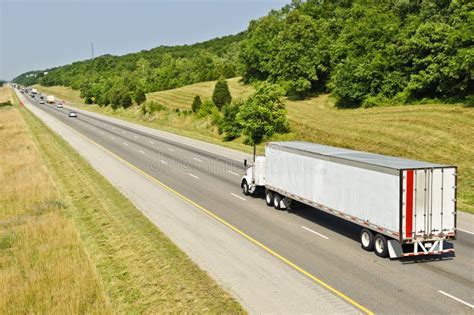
35, 82, 474, 213
147, 77, 255, 110
5, 88, 243, 312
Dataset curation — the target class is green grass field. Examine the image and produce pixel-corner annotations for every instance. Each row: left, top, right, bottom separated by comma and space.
35, 80, 473, 213
5, 87, 243, 313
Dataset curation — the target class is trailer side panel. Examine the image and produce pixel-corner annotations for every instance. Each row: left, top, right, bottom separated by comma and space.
266, 149, 400, 233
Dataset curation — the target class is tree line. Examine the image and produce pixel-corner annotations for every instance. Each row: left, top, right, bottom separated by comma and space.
240, 0, 473, 107
14, 0, 473, 108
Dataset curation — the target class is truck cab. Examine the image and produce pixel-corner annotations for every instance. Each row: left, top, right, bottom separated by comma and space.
241, 157, 265, 195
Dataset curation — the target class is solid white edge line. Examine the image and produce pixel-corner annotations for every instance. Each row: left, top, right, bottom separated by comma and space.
193, 157, 203, 162
457, 228, 474, 235
227, 170, 240, 176
438, 290, 474, 308
230, 193, 246, 201
188, 173, 199, 179
302, 226, 329, 240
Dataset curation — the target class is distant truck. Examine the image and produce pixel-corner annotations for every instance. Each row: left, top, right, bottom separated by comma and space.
47, 95, 55, 104
241, 141, 457, 259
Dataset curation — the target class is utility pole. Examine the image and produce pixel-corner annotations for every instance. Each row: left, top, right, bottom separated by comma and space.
91, 42, 95, 59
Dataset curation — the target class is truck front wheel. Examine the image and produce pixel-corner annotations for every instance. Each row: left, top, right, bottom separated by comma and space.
360, 229, 374, 251
242, 180, 250, 196
374, 234, 389, 258
265, 190, 274, 207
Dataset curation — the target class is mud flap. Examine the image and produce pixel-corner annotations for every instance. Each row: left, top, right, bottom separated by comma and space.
388, 240, 403, 258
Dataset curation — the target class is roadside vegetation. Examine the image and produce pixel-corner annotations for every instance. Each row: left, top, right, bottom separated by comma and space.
34, 78, 473, 214
0, 89, 111, 313
1, 87, 243, 313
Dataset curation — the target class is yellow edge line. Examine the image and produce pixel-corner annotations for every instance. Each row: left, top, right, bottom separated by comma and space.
26, 102, 374, 315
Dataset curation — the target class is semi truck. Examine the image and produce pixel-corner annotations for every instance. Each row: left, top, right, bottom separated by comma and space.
241, 141, 456, 259
47, 95, 55, 104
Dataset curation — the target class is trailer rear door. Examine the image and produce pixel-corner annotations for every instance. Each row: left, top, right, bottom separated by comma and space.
402, 168, 456, 241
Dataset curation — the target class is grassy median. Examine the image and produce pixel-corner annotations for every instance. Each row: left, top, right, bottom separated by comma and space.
2, 88, 243, 313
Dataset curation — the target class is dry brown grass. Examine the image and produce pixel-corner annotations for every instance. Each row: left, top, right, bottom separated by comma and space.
0, 89, 111, 313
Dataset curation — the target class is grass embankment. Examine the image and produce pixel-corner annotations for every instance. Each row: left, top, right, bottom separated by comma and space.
4, 88, 243, 312
35, 81, 474, 213
0, 89, 111, 313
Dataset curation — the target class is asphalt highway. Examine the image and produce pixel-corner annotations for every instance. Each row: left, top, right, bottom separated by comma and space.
23, 92, 474, 314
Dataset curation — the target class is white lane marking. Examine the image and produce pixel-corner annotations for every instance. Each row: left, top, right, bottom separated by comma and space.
139, 150, 145, 154
438, 291, 474, 309
193, 157, 203, 162
168, 148, 175, 152
230, 193, 246, 201
149, 141, 154, 144
160, 160, 168, 165
134, 135, 139, 139
457, 228, 474, 235
123, 142, 129, 146
227, 170, 240, 176
188, 173, 199, 179
110, 136, 115, 140
121, 131, 126, 134
302, 226, 329, 240
101, 131, 105, 135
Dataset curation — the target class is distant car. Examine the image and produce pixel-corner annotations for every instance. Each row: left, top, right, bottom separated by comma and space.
56, 103, 63, 108
39, 100, 45, 104
68, 112, 77, 118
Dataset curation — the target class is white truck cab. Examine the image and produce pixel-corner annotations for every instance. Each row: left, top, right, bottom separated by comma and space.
241, 156, 265, 195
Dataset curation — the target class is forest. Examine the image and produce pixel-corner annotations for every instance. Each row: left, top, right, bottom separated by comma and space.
14, 0, 473, 108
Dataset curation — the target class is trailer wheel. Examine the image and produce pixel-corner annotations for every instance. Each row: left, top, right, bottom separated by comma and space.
360, 229, 374, 251
265, 190, 274, 207
273, 194, 282, 210
374, 234, 389, 258
241, 180, 250, 196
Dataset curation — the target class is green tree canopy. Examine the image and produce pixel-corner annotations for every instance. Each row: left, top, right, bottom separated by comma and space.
237, 82, 289, 158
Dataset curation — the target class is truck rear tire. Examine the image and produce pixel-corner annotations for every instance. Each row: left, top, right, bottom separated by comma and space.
273, 194, 282, 210
360, 229, 374, 251
265, 190, 274, 207
374, 234, 389, 258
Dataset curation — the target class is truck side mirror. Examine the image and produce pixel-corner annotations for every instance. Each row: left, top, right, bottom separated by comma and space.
244, 159, 247, 167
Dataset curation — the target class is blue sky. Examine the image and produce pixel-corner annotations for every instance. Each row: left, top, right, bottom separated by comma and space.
0, 0, 289, 80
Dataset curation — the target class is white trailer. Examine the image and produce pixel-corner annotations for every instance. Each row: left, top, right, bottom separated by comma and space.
241, 141, 457, 259
47, 95, 55, 103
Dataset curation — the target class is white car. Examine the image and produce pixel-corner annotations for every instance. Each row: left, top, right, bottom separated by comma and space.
56, 103, 63, 108
68, 112, 77, 118
39, 100, 45, 104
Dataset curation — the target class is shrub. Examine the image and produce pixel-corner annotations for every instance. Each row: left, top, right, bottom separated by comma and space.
141, 100, 167, 115
197, 99, 218, 118
191, 95, 202, 113
218, 101, 243, 141
134, 88, 146, 105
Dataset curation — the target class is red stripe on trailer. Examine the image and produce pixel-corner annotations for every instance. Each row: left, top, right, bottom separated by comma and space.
405, 170, 414, 238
